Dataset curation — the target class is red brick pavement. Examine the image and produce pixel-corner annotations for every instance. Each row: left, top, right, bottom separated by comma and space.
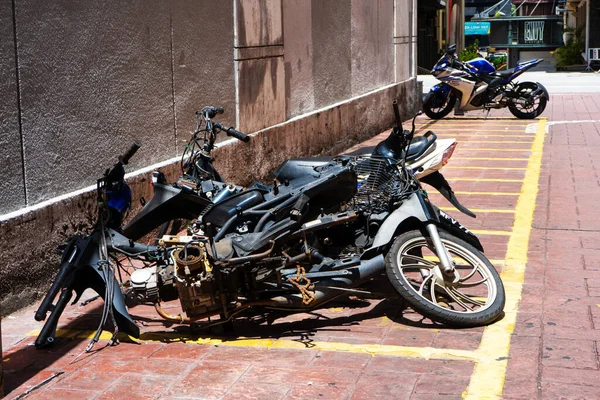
1, 94, 600, 399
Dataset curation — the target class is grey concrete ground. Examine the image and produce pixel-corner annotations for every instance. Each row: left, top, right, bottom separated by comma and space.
419, 71, 600, 93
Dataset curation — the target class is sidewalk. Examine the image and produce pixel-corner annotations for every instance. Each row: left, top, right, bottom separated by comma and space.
2, 94, 600, 399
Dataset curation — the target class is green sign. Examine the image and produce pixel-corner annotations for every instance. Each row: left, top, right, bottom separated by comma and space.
465, 22, 491, 35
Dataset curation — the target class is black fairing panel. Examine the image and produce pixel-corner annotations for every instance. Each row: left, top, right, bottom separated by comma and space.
122, 183, 211, 240
56, 234, 140, 337
274, 158, 331, 181
435, 208, 484, 252
299, 165, 357, 219
202, 189, 265, 227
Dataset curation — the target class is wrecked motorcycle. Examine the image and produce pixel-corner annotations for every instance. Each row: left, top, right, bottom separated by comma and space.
34, 102, 505, 349
133, 102, 505, 330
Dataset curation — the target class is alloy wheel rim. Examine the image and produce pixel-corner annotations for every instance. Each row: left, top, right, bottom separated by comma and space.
396, 236, 497, 314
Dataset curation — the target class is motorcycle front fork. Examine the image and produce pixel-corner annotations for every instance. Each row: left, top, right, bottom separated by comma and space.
425, 223, 459, 284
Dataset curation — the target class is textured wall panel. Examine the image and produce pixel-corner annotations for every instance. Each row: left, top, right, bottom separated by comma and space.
16, 1, 175, 205
235, 0, 283, 47
350, 0, 394, 96
235, 0, 285, 132
237, 56, 285, 133
0, 1, 25, 214
171, 0, 236, 150
283, 0, 315, 119
311, 0, 352, 109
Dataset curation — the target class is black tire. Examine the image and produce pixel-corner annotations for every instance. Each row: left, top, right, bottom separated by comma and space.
508, 82, 547, 119
423, 92, 456, 119
385, 229, 505, 327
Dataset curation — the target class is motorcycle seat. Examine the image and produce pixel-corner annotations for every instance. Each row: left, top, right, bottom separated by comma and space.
491, 69, 514, 79
274, 134, 434, 182
405, 136, 431, 161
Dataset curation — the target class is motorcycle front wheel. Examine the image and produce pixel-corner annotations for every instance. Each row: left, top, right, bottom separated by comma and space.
423, 91, 456, 119
508, 82, 547, 119
385, 229, 505, 327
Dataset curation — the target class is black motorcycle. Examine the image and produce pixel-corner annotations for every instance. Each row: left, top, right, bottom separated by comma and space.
34, 102, 505, 349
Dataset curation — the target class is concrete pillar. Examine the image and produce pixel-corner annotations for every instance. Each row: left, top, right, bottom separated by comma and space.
394, 0, 414, 82
234, 0, 286, 133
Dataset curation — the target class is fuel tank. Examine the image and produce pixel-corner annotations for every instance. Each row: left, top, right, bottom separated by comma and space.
466, 58, 496, 75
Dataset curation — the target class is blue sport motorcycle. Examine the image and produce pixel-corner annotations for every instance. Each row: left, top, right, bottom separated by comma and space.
423, 44, 549, 119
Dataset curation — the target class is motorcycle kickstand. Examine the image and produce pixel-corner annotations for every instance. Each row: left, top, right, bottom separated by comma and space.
484, 108, 491, 120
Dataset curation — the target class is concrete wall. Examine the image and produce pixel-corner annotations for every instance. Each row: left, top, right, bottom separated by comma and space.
0, 0, 418, 315
0, 0, 235, 214
0, 0, 25, 214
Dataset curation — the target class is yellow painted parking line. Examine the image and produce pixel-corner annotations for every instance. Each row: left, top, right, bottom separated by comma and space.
422, 129, 527, 132
438, 207, 515, 214
454, 157, 529, 161
416, 121, 530, 125
458, 148, 531, 152
453, 141, 533, 144
470, 229, 512, 236
453, 191, 520, 196
463, 118, 547, 399
447, 178, 523, 183
435, 134, 533, 139
445, 166, 527, 171
26, 328, 480, 362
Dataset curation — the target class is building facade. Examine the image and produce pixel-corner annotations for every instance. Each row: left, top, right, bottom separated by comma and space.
471, 0, 562, 70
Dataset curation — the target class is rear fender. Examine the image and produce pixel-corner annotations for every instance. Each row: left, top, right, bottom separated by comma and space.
532, 82, 549, 101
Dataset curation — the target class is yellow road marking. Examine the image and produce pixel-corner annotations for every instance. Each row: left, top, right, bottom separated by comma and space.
447, 178, 523, 183
416, 122, 530, 125
452, 141, 533, 144
422, 129, 527, 132
454, 157, 529, 161
438, 207, 515, 214
470, 230, 512, 236
458, 148, 531, 152
445, 166, 527, 171
26, 328, 480, 362
463, 118, 547, 399
435, 134, 533, 138
453, 191, 520, 196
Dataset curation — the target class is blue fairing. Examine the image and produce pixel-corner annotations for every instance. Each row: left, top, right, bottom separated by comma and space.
430, 83, 452, 96
466, 58, 496, 75
107, 182, 132, 214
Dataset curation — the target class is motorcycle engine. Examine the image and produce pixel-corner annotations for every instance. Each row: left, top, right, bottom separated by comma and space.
173, 243, 221, 318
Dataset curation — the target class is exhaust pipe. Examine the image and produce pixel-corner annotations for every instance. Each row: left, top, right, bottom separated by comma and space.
264, 255, 385, 309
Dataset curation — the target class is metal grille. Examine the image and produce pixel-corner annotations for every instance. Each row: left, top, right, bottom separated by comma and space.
350, 156, 400, 212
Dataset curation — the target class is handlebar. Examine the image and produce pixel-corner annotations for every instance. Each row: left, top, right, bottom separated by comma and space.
214, 123, 250, 143
199, 106, 224, 119
119, 142, 141, 165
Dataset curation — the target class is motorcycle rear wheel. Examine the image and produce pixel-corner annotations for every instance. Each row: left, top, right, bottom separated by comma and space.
385, 229, 505, 327
508, 82, 547, 119
423, 92, 456, 119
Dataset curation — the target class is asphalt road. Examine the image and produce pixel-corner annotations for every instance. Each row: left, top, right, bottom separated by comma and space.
419, 71, 600, 93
